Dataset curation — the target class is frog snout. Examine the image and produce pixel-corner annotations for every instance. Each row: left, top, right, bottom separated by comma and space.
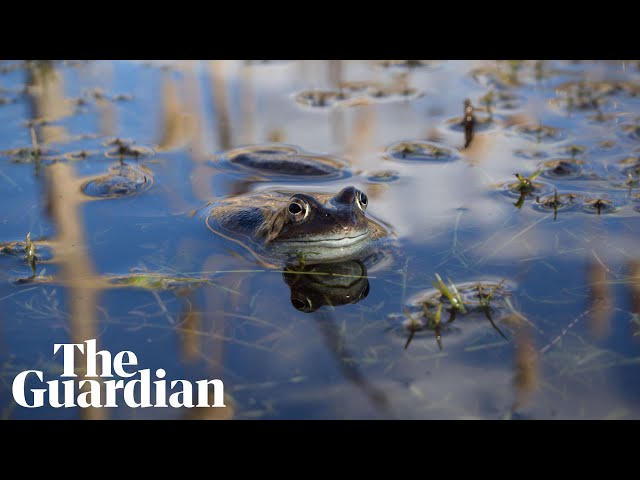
334, 186, 358, 205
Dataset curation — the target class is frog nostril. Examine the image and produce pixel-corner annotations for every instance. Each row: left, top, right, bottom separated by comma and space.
335, 186, 357, 204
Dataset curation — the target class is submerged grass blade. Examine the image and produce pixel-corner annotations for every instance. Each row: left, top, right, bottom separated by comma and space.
447, 278, 466, 313
483, 308, 508, 340
25, 232, 36, 277
402, 308, 423, 350
434, 302, 443, 350
432, 273, 453, 300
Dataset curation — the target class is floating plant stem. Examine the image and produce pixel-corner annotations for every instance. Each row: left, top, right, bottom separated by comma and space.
593, 199, 606, 215
433, 273, 466, 313
434, 302, 443, 350
478, 283, 508, 340
25, 232, 36, 277
547, 189, 560, 221
478, 279, 505, 308
512, 170, 543, 209
448, 279, 467, 313
402, 307, 421, 350
514, 170, 543, 192
514, 191, 527, 209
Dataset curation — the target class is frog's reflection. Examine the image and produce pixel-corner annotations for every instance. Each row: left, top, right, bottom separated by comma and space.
282, 260, 390, 415
283, 260, 370, 313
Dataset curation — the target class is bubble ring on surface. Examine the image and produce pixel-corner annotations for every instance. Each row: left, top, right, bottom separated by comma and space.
81, 164, 154, 199
384, 140, 461, 163
213, 143, 352, 180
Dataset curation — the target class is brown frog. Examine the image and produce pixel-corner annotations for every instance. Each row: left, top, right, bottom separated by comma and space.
204, 186, 389, 265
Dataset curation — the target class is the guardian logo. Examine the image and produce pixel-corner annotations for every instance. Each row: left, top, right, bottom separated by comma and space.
12, 340, 225, 409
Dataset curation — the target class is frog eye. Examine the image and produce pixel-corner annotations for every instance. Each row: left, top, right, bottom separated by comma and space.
291, 296, 315, 312
356, 190, 368, 211
288, 198, 308, 221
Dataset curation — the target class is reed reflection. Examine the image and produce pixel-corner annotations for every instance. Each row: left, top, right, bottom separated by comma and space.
283, 260, 390, 414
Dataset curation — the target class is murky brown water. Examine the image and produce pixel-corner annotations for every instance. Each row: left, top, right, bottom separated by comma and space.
1, 60, 640, 419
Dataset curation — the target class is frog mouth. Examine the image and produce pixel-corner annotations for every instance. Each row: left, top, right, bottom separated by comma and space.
275, 231, 370, 248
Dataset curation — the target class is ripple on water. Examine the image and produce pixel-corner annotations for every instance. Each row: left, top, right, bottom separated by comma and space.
511, 123, 566, 143
293, 89, 347, 109
0, 241, 54, 262
294, 81, 423, 109
618, 120, 640, 142
62, 150, 101, 161
540, 158, 584, 180
550, 81, 617, 113
214, 144, 351, 180
619, 156, 640, 171
1, 146, 58, 163
446, 115, 497, 133
532, 193, 583, 214
384, 140, 460, 163
491, 90, 525, 111
365, 170, 400, 183
81, 163, 154, 199
364, 85, 423, 102
552, 80, 640, 114
371, 60, 439, 71
338, 81, 376, 94
386, 279, 517, 345
103, 138, 155, 159
513, 148, 550, 160
582, 197, 619, 215
556, 144, 587, 157
497, 178, 554, 199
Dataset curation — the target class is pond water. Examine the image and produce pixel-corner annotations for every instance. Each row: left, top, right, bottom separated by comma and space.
1, 60, 639, 419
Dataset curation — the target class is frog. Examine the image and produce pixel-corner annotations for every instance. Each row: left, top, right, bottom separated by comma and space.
203, 185, 390, 266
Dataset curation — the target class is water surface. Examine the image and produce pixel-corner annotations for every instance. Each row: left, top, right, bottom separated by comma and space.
1, 60, 639, 419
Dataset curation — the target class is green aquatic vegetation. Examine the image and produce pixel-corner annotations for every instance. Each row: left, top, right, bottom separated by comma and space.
111, 273, 216, 291
432, 273, 466, 314
514, 171, 543, 192
538, 190, 561, 221
1, 232, 39, 279
433, 302, 443, 350
25, 232, 36, 277
511, 170, 543, 209
402, 308, 421, 350
396, 142, 418, 157
477, 281, 508, 340
400, 278, 512, 351
402, 301, 444, 351
401, 143, 446, 159
585, 198, 612, 215
430, 146, 450, 158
